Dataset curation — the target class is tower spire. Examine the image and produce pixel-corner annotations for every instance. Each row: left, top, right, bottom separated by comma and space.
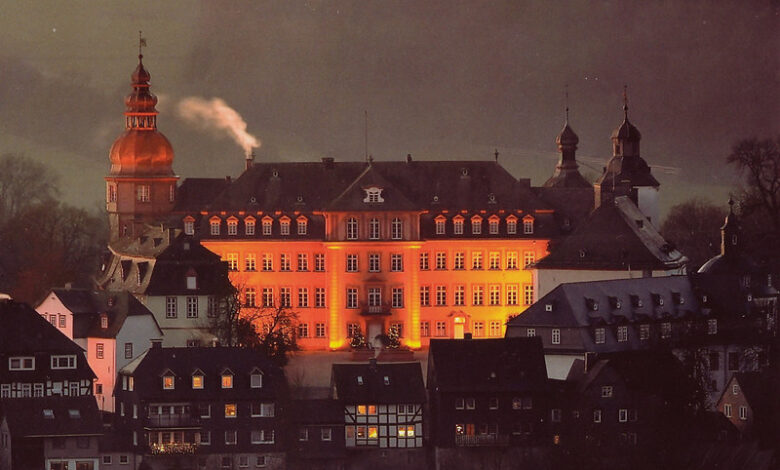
622, 84, 629, 120
565, 84, 570, 123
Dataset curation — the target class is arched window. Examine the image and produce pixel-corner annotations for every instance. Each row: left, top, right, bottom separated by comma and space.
471, 215, 483, 235
183, 216, 195, 235
506, 215, 518, 235
297, 216, 308, 235
244, 216, 256, 236
453, 215, 464, 235
523, 215, 534, 234
488, 215, 500, 235
435, 215, 447, 235
227, 217, 238, 236
209, 217, 221, 236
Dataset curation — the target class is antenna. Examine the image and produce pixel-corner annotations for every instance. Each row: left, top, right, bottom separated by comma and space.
364, 110, 369, 162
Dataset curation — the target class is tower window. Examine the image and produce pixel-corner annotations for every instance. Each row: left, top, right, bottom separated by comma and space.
136, 185, 150, 202
169, 184, 175, 202
108, 184, 117, 203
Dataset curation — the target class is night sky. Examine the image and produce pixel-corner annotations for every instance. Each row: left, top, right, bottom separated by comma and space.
0, 1, 777, 217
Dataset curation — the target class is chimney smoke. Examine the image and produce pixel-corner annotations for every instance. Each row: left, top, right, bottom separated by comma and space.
176, 97, 260, 157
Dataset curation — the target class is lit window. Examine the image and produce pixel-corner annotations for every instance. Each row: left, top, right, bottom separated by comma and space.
280, 254, 291, 271
163, 375, 175, 390
192, 374, 204, 389
225, 404, 237, 418
222, 373, 234, 389
225, 253, 239, 271
471, 251, 483, 270
245, 288, 257, 307
246, 253, 257, 271
472, 285, 484, 306
489, 252, 501, 270
280, 217, 291, 236
506, 251, 518, 269
523, 285, 534, 305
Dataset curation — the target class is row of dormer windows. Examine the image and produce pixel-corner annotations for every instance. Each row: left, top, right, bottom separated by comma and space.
198, 215, 308, 237
156, 369, 265, 391
433, 214, 534, 236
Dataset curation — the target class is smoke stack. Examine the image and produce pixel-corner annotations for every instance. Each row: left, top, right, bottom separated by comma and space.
322, 157, 335, 169
245, 150, 255, 171
406, 153, 412, 163
369, 357, 378, 371
151, 339, 163, 349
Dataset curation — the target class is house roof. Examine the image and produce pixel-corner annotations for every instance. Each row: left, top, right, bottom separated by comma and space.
0, 396, 102, 438
173, 177, 231, 212
290, 399, 344, 424
118, 346, 284, 401
0, 300, 85, 355
533, 196, 686, 270
428, 337, 548, 393
45, 288, 161, 339
331, 361, 425, 404
730, 372, 772, 418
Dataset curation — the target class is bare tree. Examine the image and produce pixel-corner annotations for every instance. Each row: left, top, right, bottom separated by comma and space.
660, 198, 726, 271
0, 153, 59, 220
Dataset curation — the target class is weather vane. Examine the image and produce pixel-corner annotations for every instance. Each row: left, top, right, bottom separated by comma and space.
138, 31, 147, 56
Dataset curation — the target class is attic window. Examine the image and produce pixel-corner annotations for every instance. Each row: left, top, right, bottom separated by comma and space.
192, 370, 204, 389
672, 292, 684, 305
68, 409, 81, 419
608, 297, 621, 309
227, 217, 238, 236
43, 409, 54, 419
488, 215, 500, 235
221, 370, 234, 389
209, 217, 221, 236
586, 298, 599, 311
183, 216, 195, 235
357, 376, 364, 386
163, 373, 175, 390
652, 294, 664, 306
506, 215, 518, 235
280, 216, 291, 236
631, 295, 643, 308
101, 314, 108, 329
245, 216, 256, 236
453, 216, 464, 235
523, 215, 534, 235
384, 376, 390, 385
186, 269, 197, 290
297, 216, 308, 235
363, 187, 384, 204
488, 193, 496, 204
250, 368, 264, 388
435, 215, 447, 235
471, 215, 482, 235
262, 217, 273, 236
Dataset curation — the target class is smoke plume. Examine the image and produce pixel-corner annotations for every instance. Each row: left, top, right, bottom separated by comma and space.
176, 97, 260, 156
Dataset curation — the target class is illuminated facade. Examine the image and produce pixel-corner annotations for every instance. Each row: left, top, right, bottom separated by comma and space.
179, 161, 558, 350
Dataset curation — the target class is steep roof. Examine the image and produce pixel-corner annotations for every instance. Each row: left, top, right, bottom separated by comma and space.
428, 337, 547, 392
331, 361, 425, 404
0, 396, 103, 438
731, 372, 772, 418
0, 300, 85, 355
47, 288, 160, 339
173, 177, 231, 212
533, 196, 687, 270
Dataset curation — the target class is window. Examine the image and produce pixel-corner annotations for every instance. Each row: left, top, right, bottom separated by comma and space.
640, 323, 650, 340
251, 370, 264, 388
526, 328, 535, 337
420, 286, 430, 306
708, 318, 718, 335
347, 322, 360, 338
489, 216, 499, 234
728, 352, 740, 371
238, 456, 249, 468
732, 384, 739, 395
473, 285, 484, 306
251, 402, 275, 417
226, 253, 239, 271
506, 251, 518, 269
453, 216, 464, 234
391, 253, 403, 272
368, 287, 382, 307
473, 321, 484, 337
523, 251, 535, 268
435, 216, 446, 235
225, 403, 237, 417
601, 386, 613, 398
506, 284, 518, 306
392, 288, 404, 308
243, 253, 257, 271
523, 216, 534, 234
51, 355, 76, 369
59, 314, 67, 328
192, 374, 204, 389
298, 323, 309, 338
724, 403, 732, 418
280, 253, 291, 271
296, 253, 308, 271
315, 288, 326, 308
435, 252, 447, 270
227, 217, 238, 235
465, 398, 476, 410
103, 456, 112, 465
298, 288, 309, 308
472, 251, 483, 270
261, 288, 273, 307
315, 322, 326, 338
739, 406, 748, 420
594, 327, 606, 344
108, 184, 117, 203
489, 321, 501, 337
552, 329, 561, 345
96, 343, 104, 359
262, 217, 273, 236
347, 254, 359, 272
252, 430, 274, 444
187, 296, 198, 318
280, 287, 291, 308
369, 218, 381, 239
369, 253, 380, 272
419, 252, 429, 270
435, 321, 447, 337
489, 397, 499, 409
299, 428, 309, 441
166, 296, 178, 318
487, 284, 500, 306
435, 285, 447, 306
506, 216, 517, 234
245, 217, 256, 235
420, 321, 430, 337
222, 372, 234, 389
551, 409, 562, 422
163, 374, 175, 390
280, 217, 291, 236
95, 383, 102, 395
391, 218, 403, 239
256, 455, 267, 467
346, 217, 359, 240
210, 217, 220, 235
245, 288, 257, 307
489, 252, 501, 270
709, 352, 720, 371
259, 253, 272, 271
294, 215, 308, 235
593, 409, 602, 423
225, 430, 237, 445
661, 322, 672, 339
137, 184, 150, 202
617, 325, 628, 342
454, 285, 465, 306
471, 215, 482, 234
314, 253, 326, 271
321, 428, 332, 441
347, 288, 358, 309
619, 409, 628, 422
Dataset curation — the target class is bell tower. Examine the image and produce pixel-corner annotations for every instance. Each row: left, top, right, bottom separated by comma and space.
105, 47, 178, 242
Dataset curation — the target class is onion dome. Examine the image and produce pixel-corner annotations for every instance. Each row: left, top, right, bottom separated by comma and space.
109, 54, 174, 176
611, 89, 641, 142
556, 123, 579, 148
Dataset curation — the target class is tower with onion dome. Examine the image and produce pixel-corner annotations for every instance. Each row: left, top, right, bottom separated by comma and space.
105, 52, 178, 241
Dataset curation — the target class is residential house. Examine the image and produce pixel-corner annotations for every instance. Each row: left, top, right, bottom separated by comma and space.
114, 345, 287, 470
716, 372, 774, 440
36, 288, 163, 412
288, 398, 346, 470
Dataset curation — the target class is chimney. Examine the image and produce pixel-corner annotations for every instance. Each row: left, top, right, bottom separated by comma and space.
245, 151, 255, 171
167, 227, 176, 245
65, 282, 72, 290
321, 157, 335, 169
584, 352, 596, 373
368, 357, 378, 371
464, 333, 473, 340
151, 339, 163, 349
225, 176, 232, 183
406, 153, 412, 163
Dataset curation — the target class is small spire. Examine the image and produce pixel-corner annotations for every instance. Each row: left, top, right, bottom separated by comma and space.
138, 31, 147, 57
564, 84, 570, 123
622, 84, 629, 119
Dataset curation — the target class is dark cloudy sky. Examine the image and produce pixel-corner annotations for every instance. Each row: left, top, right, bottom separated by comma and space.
0, 0, 777, 216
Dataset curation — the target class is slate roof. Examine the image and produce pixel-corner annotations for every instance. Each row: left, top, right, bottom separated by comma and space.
173, 177, 231, 212
533, 196, 687, 270
567, 350, 686, 397
331, 361, 425, 404
191, 160, 554, 213
47, 288, 161, 339
0, 396, 103, 438
427, 337, 547, 393
0, 300, 85, 355
118, 346, 284, 401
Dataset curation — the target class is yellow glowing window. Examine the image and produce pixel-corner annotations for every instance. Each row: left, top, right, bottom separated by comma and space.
192, 375, 203, 389
222, 374, 233, 389
368, 405, 377, 415
407, 426, 415, 437
398, 425, 415, 438
398, 427, 406, 437
368, 427, 378, 439
163, 375, 174, 390
357, 405, 367, 415
224, 404, 237, 418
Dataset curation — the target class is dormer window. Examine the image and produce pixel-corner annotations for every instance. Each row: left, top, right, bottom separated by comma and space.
245, 216, 256, 236
183, 216, 195, 235
43, 409, 55, 419
435, 215, 447, 235
262, 216, 273, 236
652, 294, 664, 306
100, 314, 108, 329
453, 216, 464, 235
209, 217, 221, 236
369, 218, 381, 239
363, 187, 384, 203
586, 298, 599, 311
227, 217, 238, 236
250, 368, 264, 388
608, 297, 621, 309
280, 216, 291, 236
631, 295, 643, 308
488, 215, 500, 235
346, 217, 359, 240
471, 215, 482, 235
523, 215, 534, 234
221, 370, 234, 389
672, 292, 684, 305
384, 376, 390, 385
357, 376, 364, 385
162, 372, 175, 390
297, 216, 308, 235
506, 215, 518, 235
192, 370, 204, 389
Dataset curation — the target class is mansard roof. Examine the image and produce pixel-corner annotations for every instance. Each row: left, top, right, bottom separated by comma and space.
427, 337, 547, 393
184, 159, 553, 214
331, 361, 425, 404
173, 177, 231, 212
533, 196, 687, 270
46, 288, 160, 339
